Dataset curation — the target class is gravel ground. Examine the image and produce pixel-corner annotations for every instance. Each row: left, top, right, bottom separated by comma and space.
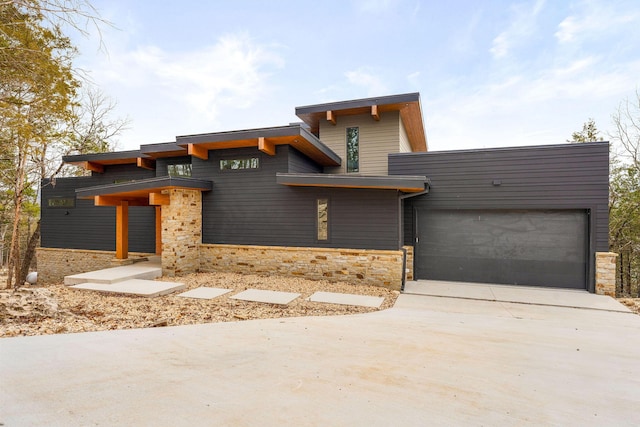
0, 272, 399, 338
619, 298, 640, 315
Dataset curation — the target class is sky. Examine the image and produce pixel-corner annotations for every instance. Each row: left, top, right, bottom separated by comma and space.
68, 0, 640, 152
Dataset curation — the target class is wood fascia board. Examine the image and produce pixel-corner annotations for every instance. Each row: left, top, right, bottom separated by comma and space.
94, 195, 149, 207
84, 161, 104, 173
149, 192, 170, 205
188, 143, 209, 160
258, 137, 276, 156
371, 105, 380, 121
326, 110, 336, 125
137, 157, 156, 170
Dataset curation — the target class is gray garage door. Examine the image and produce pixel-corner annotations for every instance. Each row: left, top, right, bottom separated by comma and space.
415, 209, 588, 289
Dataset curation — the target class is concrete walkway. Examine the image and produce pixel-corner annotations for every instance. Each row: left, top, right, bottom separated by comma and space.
2, 289, 639, 426
404, 280, 630, 312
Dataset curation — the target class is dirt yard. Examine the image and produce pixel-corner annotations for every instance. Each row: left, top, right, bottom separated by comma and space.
0, 272, 399, 338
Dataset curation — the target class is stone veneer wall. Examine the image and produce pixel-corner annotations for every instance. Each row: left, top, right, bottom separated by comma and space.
161, 189, 202, 277
200, 244, 405, 290
595, 252, 618, 297
36, 248, 152, 284
403, 245, 414, 281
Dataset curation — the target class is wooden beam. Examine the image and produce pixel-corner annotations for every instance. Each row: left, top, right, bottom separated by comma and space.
84, 161, 104, 173
188, 143, 209, 160
371, 105, 380, 121
326, 110, 336, 125
94, 196, 149, 207
155, 206, 162, 255
137, 157, 156, 170
115, 201, 129, 259
258, 137, 276, 156
149, 192, 170, 205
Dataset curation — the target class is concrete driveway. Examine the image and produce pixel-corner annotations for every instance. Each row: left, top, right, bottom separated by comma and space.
2, 284, 639, 426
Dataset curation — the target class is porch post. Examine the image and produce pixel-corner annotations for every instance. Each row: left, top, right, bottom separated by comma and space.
115, 201, 129, 259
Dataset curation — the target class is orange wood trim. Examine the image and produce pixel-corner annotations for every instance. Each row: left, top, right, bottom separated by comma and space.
188, 143, 209, 160
84, 161, 104, 173
155, 206, 162, 255
149, 192, 170, 205
137, 157, 156, 170
258, 137, 276, 156
94, 196, 149, 206
116, 201, 129, 259
326, 110, 336, 125
371, 105, 380, 121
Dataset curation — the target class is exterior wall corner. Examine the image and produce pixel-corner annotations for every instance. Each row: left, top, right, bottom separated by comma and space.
595, 252, 618, 297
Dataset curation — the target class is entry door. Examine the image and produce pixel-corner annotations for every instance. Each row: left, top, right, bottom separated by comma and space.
415, 209, 588, 289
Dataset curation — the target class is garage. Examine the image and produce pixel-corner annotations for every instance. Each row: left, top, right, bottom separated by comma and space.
414, 209, 588, 289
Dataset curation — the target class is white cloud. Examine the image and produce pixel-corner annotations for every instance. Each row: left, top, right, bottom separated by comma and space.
82, 32, 285, 147
425, 55, 640, 151
490, 0, 546, 59
555, 1, 638, 44
345, 68, 389, 96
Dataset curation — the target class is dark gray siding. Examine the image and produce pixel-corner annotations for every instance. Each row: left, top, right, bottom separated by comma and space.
195, 145, 399, 250
288, 147, 322, 173
390, 142, 609, 249
389, 142, 610, 291
41, 164, 155, 253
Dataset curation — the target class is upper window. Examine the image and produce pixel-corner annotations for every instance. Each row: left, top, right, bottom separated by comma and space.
167, 163, 192, 177
346, 127, 359, 173
220, 157, 259, 171
47, 197, 75, 208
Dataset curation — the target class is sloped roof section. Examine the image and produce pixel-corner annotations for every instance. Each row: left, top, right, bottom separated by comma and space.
295, 92, 428, 152
175, 124, 341, 166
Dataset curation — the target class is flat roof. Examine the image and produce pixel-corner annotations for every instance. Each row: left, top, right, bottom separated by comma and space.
63, 150, 142, 166
276, 173, 429, 193
75, 176, 212, 200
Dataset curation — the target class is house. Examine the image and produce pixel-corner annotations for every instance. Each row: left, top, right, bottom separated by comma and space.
37, 92, 614, 295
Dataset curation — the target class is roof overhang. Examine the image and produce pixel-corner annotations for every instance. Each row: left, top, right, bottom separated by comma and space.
276, 173, 429, 193
176, 125, 341, 167
295, 92, 428, 152
63, 150, 156, 173
75, 176, 212, 206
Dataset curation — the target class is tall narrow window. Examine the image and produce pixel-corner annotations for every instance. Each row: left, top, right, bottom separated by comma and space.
346, 127, 359, 173
317, 199, 328, 241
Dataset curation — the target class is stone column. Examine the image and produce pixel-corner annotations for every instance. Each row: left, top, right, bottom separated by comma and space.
595, 252, 618, 297
161, 189, 202, 277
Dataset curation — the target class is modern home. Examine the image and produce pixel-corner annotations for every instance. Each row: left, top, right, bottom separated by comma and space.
38, 92, 614, 295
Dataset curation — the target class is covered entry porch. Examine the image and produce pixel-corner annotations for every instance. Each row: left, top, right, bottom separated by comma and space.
76, 176, 212, 276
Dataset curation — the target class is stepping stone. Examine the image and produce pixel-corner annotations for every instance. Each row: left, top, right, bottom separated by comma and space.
70, 279, 185, 297
176, 287, 232, 300
308, 291, 385, 308
230, 289, 300, 305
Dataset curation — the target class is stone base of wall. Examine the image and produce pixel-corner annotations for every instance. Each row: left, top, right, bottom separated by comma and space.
161, 189, 202, 277
200, 244, 405, 291
595, 252, 618, 297
403, 245, 414, 281
36, 248, 153, 284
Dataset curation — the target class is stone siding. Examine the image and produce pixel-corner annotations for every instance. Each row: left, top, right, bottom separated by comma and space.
36, 248, 152, 284
200, 244, 405, 290
161, 189, 202, 277
403, 245, 414, 281
595, 252, 617, 297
